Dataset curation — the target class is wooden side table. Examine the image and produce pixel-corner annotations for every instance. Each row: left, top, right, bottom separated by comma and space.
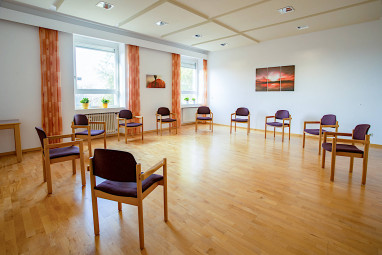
0, 119, 22, 162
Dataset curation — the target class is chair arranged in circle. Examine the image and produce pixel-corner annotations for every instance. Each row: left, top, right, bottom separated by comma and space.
35, 127, 85, 194
265, 110, 292, 141
303, 114, 339, 154
195, 106, 213, 132
321, 124, 371, 185
89, 149, 168, 250
230, 107, 250, 134
117, 109, 143, 143
71, 114, 106, 157
156, 107, 177, 135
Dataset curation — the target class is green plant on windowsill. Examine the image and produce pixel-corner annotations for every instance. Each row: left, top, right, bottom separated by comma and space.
192, 98, 196, 103
80, 98, 89, 109
101, 98, 110, 108
184, 97, 189, 103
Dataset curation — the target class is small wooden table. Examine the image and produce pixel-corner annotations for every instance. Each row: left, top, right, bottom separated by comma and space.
0, 119, 22, 162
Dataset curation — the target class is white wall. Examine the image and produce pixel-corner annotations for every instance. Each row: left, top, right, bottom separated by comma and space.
208, 20, 382, 145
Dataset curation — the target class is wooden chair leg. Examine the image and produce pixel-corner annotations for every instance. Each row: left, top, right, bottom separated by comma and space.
91, 193, 100, 235
230, 120, 232, 134
45, 159, 53, 194
125, 127, 128, 144
117, 124, 120, 141
42, 154, 47, 182
156, 120, 158, 135
318, 134, 322, 155
303, 133, 306, 148
160, 122, 162, 136
104, 132, 107, 149
195, 120, 198, 132
164, 184, 168, 222
362, 157, 368, 185
118, 202, 122, 211
212, 121, 213, 132
322, 149, 326, 168
72, 159, 76, 174
235, 122, 236, 132
247, 121, 250, 135
289, 126, 291, 140
282, 127, 285, 142
330, 152, 336, 182
80, 144, 86, 185
88, 137, 92, 157
265, 124, 267, 138
274, 127, 276, 138
137, 201, 144, 250
141, 125, 144, 140
349, 157, 354, 173
175, 121, 178, 134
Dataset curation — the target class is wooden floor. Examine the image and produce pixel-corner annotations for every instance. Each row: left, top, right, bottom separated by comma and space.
1, 125, 382, 255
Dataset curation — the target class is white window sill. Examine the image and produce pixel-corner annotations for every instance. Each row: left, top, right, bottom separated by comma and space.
75, 107, 125, 114
181, 104, 200, 108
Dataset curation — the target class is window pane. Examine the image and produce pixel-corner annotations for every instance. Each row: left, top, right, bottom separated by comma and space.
181, 93, 198, 104
75, 47, 116, 90
75, 94, 116, 108
181, 67, 197, 92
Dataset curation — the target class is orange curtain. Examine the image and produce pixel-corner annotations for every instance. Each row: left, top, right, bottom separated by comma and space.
39, 27, 62, 140
172, 54, 181, 128
127, 45, 140, 134
203, 59, 208, 106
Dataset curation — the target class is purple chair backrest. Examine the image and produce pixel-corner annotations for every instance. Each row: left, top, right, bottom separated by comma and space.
73, 114, 89, 125
119, 110, 133, 119
35, 127, 47, 149
353, 124, 370, 140
197, 106, 211, 114
92, 149, 138, 182
321, 114, 336, 125
275, 110, 289, 120
157, 107, 170, 116
236, 107, 249, 116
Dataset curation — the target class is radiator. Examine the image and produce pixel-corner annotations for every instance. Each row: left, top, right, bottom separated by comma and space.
85, 112, 118, 134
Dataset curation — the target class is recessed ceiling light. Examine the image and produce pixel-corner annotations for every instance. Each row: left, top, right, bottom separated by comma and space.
156, 21, 168, 26
194, 34, 202, 38
220, 43, 228, 46
278, 6, 294, 14
297, 25, 309, 30
96, 1, 114, 10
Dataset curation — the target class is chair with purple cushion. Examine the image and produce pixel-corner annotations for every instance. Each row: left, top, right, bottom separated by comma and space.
35, 127, 85, 194
117, 109, 143, 143
321, 124, 371, 185
195, 106, 213, 132
89, 149, 168, 249
303, 114, 339, 154
71, 114, 107, 157
230, 107, 250, 134
265, 110, 292, 142
156, 107, 178, 136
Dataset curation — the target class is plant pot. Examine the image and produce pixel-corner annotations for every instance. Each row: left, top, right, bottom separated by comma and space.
102, 103, 108, 108
185, 101, 189, 104
82, 103, 89, 109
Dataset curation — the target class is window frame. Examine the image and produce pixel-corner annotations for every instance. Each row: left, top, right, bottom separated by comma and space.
73, 36, 121, 109
180, 57, 200, 106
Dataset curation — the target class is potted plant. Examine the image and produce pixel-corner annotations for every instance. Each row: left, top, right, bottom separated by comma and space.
184, 97, 189, 104
192, 98, 196, 104
80, 97, 89, 109
101, 98, 110, 108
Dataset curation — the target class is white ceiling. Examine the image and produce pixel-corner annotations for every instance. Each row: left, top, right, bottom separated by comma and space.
6, 0, 382, 52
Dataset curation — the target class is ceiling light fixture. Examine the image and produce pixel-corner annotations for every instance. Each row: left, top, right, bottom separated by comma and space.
297, 25, 309, 30
156, 21, 168, 26
278, 6, 294, 14
220, 43, 228, 46
96, 1, 114, 10
194, 34, 202, 38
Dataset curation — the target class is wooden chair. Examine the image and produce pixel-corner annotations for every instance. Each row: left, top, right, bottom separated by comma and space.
230, 107, 250, 134
117, 109, 143, 143
303, 114, 339, 154
71, 114, 106, 157
195, 106, 213, 132
321, 124, 371, 185
156, 107, 177, 136
265, 110, 292, 141
35, 127, 85, 194
89, 149, 168, 250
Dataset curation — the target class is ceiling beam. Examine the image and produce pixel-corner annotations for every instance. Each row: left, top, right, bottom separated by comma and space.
118, 0, 167, 27
54, 0, 65, 11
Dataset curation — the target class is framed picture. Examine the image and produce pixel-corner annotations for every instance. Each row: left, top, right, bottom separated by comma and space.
146, 74, 165, 88
256, 65, 295, 91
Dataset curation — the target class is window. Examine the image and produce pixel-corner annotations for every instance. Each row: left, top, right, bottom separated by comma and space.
181, 57, 202, 105
74, 36, 121, 109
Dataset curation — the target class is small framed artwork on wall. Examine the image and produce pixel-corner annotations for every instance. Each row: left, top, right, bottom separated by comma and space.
255, 65, 295, 91
146, 74, 166, 88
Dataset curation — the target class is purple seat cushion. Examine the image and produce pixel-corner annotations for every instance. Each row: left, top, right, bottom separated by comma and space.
94, 174, 163, 197
49, 146, 80, 159
232, 118, 248, 122
120, 122, 142, 127
76, 129, 105, 136
322, 143, 363, 154
197, 117, 212, 120
266, 122, 288, 127
161, 118, 176, 122
304, 129, 327, 135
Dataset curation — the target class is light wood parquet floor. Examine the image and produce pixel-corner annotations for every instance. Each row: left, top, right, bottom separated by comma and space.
0, 125, 381, 255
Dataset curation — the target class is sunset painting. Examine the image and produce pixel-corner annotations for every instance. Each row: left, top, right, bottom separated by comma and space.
255, 65, 295, 91
146, 74, 166, 88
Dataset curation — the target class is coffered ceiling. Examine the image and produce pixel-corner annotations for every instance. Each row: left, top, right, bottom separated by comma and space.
5, 0, 382, 52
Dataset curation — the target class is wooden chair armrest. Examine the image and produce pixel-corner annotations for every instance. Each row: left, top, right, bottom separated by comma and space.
325, 132, 352, 137
170, 113, 177, 118
283, 117, 292, 120
322, 124, 339, 128
335, 138, 367, 145
117, 117, 125, 121
45, 139, 82, 149
265, 116, 275, 119
71, 125, 88, 129
304, 121, 320, 124
89, 121, 106, 125
134, 115, 143, 119
47, 134, 74, 139
141, 158, 166, 181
